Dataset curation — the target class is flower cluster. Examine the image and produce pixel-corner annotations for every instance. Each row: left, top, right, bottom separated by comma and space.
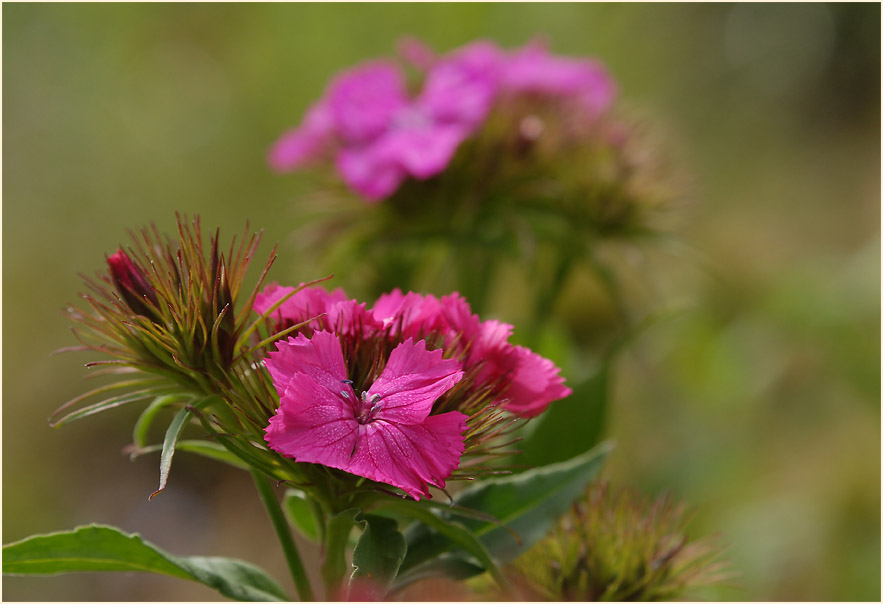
270, 38, 616, 200
255, 283, 572, 499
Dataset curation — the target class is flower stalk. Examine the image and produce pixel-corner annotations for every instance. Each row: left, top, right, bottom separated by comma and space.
252, 469, 315, 602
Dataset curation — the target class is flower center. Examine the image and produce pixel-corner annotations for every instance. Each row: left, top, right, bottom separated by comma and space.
355, 391, 383, 425
391, 106, 431, 131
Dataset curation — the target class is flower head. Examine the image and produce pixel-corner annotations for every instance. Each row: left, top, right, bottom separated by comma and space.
265, 330, 466, 500
262, 284, 572, 420
503, 39, 617, 117
270, 55, 497, 201
373, 289, 572, 417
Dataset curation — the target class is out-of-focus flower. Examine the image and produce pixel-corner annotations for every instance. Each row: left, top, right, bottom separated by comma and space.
265, 331, 466, 500
502, 39, 617, 117
270, 52, 498, 201
488, 483, 731, 601
269, 38, 622, 202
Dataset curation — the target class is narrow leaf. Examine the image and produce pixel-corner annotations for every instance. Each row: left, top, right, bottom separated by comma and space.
2, 524, 288, 601
149, 407, 191, 500
129, 440, 249, 470
132, 394, 189, 448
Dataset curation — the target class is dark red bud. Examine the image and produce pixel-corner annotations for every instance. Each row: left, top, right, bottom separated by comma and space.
107, 249, 159, 318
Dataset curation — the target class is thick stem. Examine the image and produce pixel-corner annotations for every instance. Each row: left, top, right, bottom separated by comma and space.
320, 508, 359, 600
251, 470, 315, 602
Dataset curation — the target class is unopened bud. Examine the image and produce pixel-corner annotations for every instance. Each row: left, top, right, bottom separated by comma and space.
107, 249, 158, 318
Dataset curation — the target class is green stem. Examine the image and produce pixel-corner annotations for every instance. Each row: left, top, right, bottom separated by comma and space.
251, 470, 315, 602
320, 508, 359, 600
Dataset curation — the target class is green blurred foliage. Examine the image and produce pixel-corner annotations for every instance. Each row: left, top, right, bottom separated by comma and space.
3, 3, 879, 601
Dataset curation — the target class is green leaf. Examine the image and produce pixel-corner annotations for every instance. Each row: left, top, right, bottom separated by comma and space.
149, 406, 191, 500
132, 394, 187, 448
129, 440, 249, 470
283, 489, 320, 542
516, 368, 608, 468
2, 524, 288, 601
349, 514, 406, 599
50, 389, 162, 427
375, 499, 506, 590
399, 442, 612, 579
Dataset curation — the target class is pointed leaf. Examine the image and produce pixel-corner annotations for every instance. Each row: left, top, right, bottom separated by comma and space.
2, 524, 288, 601
149, 406, 191, 500
132, 394, 189, 448
130, 440, 249, 470
349, 514, 406, 599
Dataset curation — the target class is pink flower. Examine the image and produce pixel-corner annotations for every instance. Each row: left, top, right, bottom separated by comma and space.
372, 288, 447, 339
373, 289, 572, 417
107, 249, 158, 318
270, 54, 498, 201
265, 330, 467, 500
503, 40, 617, 117
439, 294, 572, 417
254, 282, 380, 336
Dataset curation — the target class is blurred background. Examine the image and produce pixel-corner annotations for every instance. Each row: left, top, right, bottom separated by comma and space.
3, 3, 879, 601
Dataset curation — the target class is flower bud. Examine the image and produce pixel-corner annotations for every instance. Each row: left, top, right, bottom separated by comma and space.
107, 249, 158, 319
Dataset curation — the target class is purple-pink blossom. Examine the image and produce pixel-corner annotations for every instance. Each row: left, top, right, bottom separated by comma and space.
269, 38, 617, 201
502, 40, 617, 117
372, 288, 573, 417
265, 330, 466, 500
259, 283, 572, 423
270, 53, 498, 201
253, 282, 380, 337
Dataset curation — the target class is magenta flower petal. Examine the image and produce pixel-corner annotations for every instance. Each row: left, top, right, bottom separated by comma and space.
372, 123, 468, 179
372, 290, 447, 338
501, 345, 572, 417
264, 330, 466, 500
368, 339, 463, 425
266, 331, 350, 397
327, 61, 409, 145
254, 282, 348, 328
336, 147, 407, 202
268, 103, 335, 172
504, 42, 617, 117
420, 40, 503, 129
349, 412, 467, 500
266, 370, 360, 469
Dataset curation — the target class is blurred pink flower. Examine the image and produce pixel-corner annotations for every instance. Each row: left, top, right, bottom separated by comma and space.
265, 330, 466, 500
404, 37, 618, 117
270, 53, 498, 201
503, 40, 617, 117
